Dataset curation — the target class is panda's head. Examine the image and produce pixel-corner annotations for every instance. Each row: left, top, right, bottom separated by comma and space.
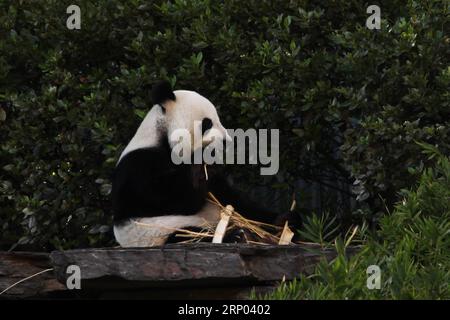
152, 81, 231, 154
119, 81, 231, 163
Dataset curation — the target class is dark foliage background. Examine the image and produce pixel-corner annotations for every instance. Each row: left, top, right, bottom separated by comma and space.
0, 0, 448, 250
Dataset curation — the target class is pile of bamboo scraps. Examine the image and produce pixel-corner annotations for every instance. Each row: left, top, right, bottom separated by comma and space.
168, 192, 295, 245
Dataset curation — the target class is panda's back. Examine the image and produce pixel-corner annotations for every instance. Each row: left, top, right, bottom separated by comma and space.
111, 143, 208, 223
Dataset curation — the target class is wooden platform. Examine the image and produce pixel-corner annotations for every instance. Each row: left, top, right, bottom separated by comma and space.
0, 243, 351, 299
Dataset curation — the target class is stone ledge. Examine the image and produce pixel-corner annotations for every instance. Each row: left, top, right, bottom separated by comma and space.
1, 243, 354, 299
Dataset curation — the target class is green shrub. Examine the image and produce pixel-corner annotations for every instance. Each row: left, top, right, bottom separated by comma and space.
260, 145, 450, 299
0, 1, 448, 249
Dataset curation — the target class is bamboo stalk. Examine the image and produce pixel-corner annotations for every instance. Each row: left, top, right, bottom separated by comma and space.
278, 222, 294, 245
212, 205, 234, 243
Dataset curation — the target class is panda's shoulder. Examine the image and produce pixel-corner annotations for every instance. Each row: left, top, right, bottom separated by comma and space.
116, 146, 172, 175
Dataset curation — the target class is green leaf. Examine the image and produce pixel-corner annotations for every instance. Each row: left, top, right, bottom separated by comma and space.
134, 109, 146, 119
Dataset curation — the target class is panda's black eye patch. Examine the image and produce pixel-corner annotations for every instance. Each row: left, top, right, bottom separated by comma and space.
201, 118, 213, 135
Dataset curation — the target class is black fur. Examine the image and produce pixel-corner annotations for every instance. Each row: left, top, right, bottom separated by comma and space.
112, 136, 208, 223
201, 118, 213, 135
151, 81, 176, 106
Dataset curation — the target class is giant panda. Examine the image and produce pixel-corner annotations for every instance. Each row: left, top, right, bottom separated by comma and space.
111, 81, 279, 247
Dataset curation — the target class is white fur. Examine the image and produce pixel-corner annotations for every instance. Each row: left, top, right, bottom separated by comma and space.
118, 105, 165, 162
166, 90, 230, 149
113, 202, 222, 247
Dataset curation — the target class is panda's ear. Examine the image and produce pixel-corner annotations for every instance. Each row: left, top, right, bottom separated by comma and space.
151, 81, 176, 109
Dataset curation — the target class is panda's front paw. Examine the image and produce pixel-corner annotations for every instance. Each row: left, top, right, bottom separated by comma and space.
222, 228, 253, 243
274, 211, 302, 230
